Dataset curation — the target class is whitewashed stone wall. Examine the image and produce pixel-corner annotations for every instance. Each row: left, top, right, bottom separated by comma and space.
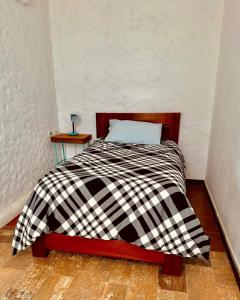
0, 0, 58, 226
49, 0, 224, 179
206, 0, 240, 274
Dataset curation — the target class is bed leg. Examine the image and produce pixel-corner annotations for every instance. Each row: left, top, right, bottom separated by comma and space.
162, 254, 183, 276
32, 236, 49, 258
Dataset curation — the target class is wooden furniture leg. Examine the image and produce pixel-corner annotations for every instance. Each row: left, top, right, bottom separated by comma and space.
162, 254, 183, 276
32, 236, 49, 258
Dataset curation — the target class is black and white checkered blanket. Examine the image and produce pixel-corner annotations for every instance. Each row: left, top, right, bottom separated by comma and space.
12, 140, 210, 259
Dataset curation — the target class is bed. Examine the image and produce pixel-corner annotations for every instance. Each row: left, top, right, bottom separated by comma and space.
12, 113, 210, 276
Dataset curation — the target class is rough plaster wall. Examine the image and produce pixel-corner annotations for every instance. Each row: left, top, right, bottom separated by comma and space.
206, 0, 240, 273
0, 0, 58, 226
49, 0, 224, 179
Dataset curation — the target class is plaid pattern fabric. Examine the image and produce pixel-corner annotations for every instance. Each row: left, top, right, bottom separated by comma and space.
12, 140, 210, 259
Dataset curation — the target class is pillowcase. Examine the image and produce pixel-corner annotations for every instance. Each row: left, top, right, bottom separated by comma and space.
105, 119, 162, 145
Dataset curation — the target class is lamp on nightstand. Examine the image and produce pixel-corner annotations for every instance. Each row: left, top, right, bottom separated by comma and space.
68, 114, 79, 136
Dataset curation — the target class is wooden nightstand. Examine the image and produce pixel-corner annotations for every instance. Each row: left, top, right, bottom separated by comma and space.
51, 133, 92, 165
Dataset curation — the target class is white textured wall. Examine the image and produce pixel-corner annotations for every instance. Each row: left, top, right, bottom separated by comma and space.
0, 0, 58, 227
206, 0, 240, 273
49, 0, 224, 179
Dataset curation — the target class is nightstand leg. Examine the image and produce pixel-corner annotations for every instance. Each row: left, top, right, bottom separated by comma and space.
62, 143, 67, 161
84, 141, 90, 150
53, 143, 59, 165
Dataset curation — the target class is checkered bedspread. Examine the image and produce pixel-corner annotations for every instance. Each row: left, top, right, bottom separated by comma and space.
12, 140, 210, 259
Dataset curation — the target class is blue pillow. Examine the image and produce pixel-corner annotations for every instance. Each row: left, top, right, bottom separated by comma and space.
105, 119, 162, 145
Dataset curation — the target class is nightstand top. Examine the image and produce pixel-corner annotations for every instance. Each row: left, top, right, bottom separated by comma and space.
51, 133, 92, 144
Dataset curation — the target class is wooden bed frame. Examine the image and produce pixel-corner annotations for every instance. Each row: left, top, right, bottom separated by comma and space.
32, 112, 183, 276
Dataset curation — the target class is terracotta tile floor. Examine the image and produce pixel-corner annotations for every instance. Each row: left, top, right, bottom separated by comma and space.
0, 181, 239, 299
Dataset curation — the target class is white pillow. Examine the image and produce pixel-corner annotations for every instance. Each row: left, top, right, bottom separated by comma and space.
105, 119, 162, 145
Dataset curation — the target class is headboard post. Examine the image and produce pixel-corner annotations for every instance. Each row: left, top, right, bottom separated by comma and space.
96, 113, 181, 144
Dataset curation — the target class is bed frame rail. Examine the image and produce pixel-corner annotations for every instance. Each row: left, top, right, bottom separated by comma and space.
32, 234, 183, 276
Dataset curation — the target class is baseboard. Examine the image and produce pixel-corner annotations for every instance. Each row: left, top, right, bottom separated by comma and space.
204, 181, 240, 286
185, 179, 204, 185
0, 193, 29, 228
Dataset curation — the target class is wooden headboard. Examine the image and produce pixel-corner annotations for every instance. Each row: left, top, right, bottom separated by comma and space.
96, 113, 181, 144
